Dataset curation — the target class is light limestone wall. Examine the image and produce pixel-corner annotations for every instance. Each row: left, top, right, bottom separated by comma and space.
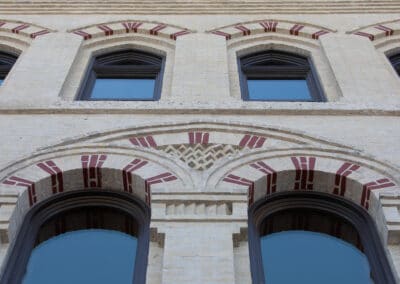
171, 34, 230, 102
0, 10, 399, 284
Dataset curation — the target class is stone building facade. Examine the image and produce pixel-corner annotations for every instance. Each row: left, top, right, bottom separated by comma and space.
0, 1, 400, 283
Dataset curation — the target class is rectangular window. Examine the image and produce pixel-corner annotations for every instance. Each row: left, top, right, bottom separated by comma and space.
247, 79, 312, 101
90, 78, 156, 100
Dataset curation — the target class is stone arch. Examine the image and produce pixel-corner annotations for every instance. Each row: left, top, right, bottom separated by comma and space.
0, 19, 52, 42
0, 148, 188, 243
214, 20, 341, 101
208, 149, 400, 244
208, 19, 335, 42
348, 18, 400, 42
62, 20, 185, 100
69, 20, 193, 42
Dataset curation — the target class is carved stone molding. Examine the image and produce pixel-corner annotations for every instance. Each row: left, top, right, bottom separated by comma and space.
159, 143, 242, 170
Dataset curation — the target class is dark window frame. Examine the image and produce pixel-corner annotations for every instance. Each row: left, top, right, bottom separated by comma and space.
0, 190, 151, 284
248, 191, 396, 284
0, 52, 18, 81
238, 50, 324, 102
389, 53, 400, 76
78, 50, 165, 101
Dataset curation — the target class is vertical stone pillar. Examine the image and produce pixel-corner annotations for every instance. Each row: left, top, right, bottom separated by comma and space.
0, 33, 82, 107
161, 223, 236, 284
170, 33, 230, 102
320, 34, 400, 102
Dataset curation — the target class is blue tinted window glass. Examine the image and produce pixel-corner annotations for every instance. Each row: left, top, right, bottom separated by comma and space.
91, 78, 155, 100
0, 79, 3, 85
23, 229, 137, 284
261, 231, 372, 284
247, 79, 312, 101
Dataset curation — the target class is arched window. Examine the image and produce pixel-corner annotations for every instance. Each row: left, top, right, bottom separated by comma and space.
0, 51, 17, 86
248, 192, 395, 284
78, 50, 164, 101
389, 53, 400, 76
1, 190, 150, 284
239, 50, 324, 101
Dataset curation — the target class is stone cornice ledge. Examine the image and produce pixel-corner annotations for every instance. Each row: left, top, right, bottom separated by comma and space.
0, 102, 399, 116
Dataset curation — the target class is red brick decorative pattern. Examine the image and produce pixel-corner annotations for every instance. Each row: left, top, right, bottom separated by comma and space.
361, 178, 395, 209
71, 21, 191, 41
235, 25, 251, 36
209, 20, 330, 41
122, 159, 148, 193
259, 21, 278, 32
0, 20, 51, 39
129, 136, 157, 148
97, 25, 113, 36
354, 31, 374, 41
290, 24, 304, 36
150, 24, 167, 35
312, 30, 329, 39
11, 24, 29, 34
37, 160, 64, 194
332, 162, 360, 196
291, 156, 316, 190
352, 22, 399, 41
122, 22, 142, 33
375, 25, 394, 36
81, 154, 107, 188
3, 176, 36, 206
250, 161, 277, 195
30, 30, 50, 39
188, 132, 209, 144
239, 134, 266, 149
145, 172, 178, 205
170, 30, 190, 40
211, 30, 231, 40
73, 30, 92, 40
223, 174, 255, 205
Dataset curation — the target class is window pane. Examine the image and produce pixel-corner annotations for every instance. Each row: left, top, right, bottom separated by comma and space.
0, 79, 3, 86
261, 231, 372, 284
91, 78, 155, 100
247, 79, 312, 101
23, 229, 137, 284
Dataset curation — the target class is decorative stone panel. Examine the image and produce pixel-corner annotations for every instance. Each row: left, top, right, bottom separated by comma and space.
159, 143, 242, 170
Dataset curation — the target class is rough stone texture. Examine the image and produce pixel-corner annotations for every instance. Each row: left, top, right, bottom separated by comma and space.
0, 2, 399, 283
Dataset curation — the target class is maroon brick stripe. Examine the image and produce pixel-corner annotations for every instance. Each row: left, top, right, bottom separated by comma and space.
122, 22, 142, 33
290, 24, 304, 36
12, 24, 29, 34
122, 159, 148, 193
235, 25, 251, 36
81, 154, 107, 188
354, 31, 374, 41
3, 176, 36, 206
250, 161, 277, 195
291, 156, 316, 190
260, 21, 278, 32
37, 160, 64, 194
333, 162, 360, 196
361, 178, 395, 209
211, 30, 231, 40
150, 24, 167, 35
